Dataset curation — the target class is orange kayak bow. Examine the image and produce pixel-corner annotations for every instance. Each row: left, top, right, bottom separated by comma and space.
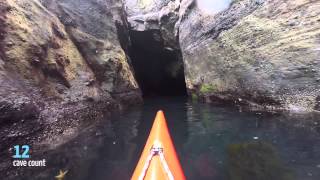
131, 110, 186, 180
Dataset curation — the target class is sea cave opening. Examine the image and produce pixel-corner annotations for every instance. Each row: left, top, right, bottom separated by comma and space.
129, 30, 187, 97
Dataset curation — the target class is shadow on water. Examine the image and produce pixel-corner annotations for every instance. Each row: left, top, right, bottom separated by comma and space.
14, 97, 320, 180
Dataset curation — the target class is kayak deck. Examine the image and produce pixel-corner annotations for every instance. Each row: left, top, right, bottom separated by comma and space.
131, 110, 186, 180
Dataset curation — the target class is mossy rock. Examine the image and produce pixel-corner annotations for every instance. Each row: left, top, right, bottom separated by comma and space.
191, 92, 198, 101
200, 84, 217, 94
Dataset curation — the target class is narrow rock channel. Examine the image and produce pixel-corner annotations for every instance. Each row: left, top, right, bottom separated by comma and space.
0, 0, 319, 179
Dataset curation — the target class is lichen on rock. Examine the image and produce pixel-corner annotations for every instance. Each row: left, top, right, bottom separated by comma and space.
179, 0, 320, 112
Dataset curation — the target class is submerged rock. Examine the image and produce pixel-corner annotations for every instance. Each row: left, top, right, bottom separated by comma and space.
227, 142, 294, 180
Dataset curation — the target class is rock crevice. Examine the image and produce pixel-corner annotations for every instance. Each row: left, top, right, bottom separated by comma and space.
125, 0, 320, 112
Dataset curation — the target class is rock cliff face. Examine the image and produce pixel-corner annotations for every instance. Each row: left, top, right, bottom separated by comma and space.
179, 0, 320, 112
125, 0, 320, 112
125, 0, 181, 49
0, 0, 141, 160
40, 0, 140, 102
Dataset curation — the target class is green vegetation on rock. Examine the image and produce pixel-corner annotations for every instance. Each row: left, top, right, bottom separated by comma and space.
191, 92, 198, 101
200, 84, 217, 94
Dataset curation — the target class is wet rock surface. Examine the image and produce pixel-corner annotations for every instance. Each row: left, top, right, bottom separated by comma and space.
0, 0, 141, 177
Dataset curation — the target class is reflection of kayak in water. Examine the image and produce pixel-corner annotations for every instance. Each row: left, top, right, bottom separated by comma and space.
131, 110, 186, 180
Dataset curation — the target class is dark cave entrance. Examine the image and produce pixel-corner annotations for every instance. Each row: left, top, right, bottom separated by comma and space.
129, 30, 187, 97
